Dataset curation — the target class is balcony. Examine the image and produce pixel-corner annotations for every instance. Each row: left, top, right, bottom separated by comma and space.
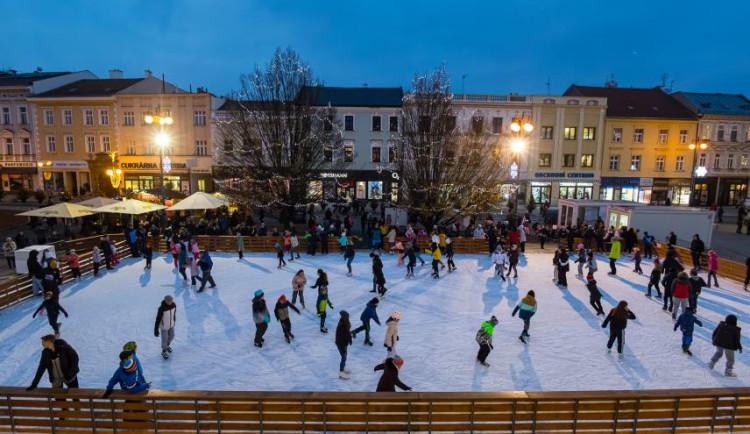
0, 154, 36, 162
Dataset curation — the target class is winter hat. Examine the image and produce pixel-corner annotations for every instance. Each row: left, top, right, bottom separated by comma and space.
586, 273, 594, 280
726, 314, 738, 326
340, 310, 349, 319
119, 350, 133, 361
164, 295, 174, 304
527, 290, 536, 297
69, 248, 76, 254
122, 358, 136, 373
489, 315, 499, 325
392, 311, 402, 321
122, 341, 137, 352
445, 237, 452, 245
279, 294, 287, 304
577, 243, 584, 250
392, 354, 404, 369
254, 289, 264, 298
48, 259, 57, 269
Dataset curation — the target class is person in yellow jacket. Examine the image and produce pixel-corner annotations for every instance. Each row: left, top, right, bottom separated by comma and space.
426, 242, 442, 279
608, 237, 622, 276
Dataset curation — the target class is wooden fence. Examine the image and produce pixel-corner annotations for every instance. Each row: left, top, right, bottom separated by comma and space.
0, 386, 747, 433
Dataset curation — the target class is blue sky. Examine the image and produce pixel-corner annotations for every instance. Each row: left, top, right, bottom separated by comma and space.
6, 0, 750, 97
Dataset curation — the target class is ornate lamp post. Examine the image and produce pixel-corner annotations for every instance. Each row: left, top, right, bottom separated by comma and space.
106, 151, 122, 193
509, 119, 533, 219
144, 109, 173, 198
689, 142, 708, 206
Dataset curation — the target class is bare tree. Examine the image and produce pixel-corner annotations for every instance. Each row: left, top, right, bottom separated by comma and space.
214, 47, 343, 224
398, 65, 511, 226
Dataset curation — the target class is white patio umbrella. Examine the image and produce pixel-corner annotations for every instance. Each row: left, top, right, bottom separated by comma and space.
17, 202, 98, 219
167, 192, 227, 211
77, 197, 119, 208
94, 199, 167, 215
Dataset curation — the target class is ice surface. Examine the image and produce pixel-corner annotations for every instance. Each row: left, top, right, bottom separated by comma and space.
0, 250, 747, 392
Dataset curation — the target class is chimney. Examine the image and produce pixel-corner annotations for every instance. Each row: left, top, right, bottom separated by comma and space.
145, 69, 153, 78
108, 69, 123, 79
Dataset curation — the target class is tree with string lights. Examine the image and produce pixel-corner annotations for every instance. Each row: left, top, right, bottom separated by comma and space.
214, 47, 344, 224
397, 65, 513, 227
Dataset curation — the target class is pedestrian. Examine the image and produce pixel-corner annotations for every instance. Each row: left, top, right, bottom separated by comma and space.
197, 251, 216, 292
103, 351, 150, 398
352, 297, 381, 346
252, 289, 271, 347
370, 252, 387, 296
587, 250, 598, 276
154, 295, 176, 359
475, 315, 499, 367
384, 311, 402, 356
673, 307, 703, 356
557, 248, 570, 288
236, 231, 244, 261
188, 256, 200, 286
92, 246, 102, 277
314, 271, 333, 334
100, 236, 113, 270
64, 249, 81, 281
143, 241, 153, 270
552, 248, 560, 283
26, 334, 79, 391
670, 271, 691, 320
707, 314, 742, 377
374, 356, 411, 392
608, 237, 621, 275
602, 300, 636, 359
576, 244, 586, 277
690, 234, 705, 271
492, 246, 508, 282
27, 250, 44, 295
33, 291, 69, 337
405, 243, 416, 279
446, 237, 457, 272
177, 242, 188, 284
586, 274, 605, 315
343, 239, 355, 277
707, 249, 719, 288
290, 233, 301, 259
631, 247, 643, 275
642, 232, 654, 259
274, 294, 301, 343
647, 265, 663, 298
688, 269, 707, 312
3, 237, 16, 269
275, 242, 287, 269
427, 242, 442, 279
506, 244, 519, 279
336, 310, 353, 379
291, 269, 307, 309
512, 290, 537, 344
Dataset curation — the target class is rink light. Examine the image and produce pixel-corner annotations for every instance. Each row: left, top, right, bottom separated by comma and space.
511, 139, 525, 153
523, 122, 534, 132
510, 122, 521, 132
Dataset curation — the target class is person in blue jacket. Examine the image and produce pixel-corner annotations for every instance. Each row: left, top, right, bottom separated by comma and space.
122, 341, 146, 381
673, 307, 703, 356
351, 297, 381, 346
197, 250, 216, 292
103, 351, 150, 398
511, 290, 538, 344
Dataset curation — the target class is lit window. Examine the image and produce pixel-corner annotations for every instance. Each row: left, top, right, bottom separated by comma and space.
371, 141, 381, 162
564, 127, 577, 140
583, 127, 596, 140
581, 154, 593, 167
630, 155, 641, 171
344, 141, 354, 162
538, 153, 552, 167
388, 141, 397, 163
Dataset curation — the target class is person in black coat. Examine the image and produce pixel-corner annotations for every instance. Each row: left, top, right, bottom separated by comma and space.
374, 356, 411, 392
370, 252, 386, 295
27, 250, 44, 296
273, 294, 301, 343
99, 237, 112, 270
586, 274, 605, 315
689, 234, 705, 270
252, 290, 270, 348
557, 248, 570, 288
707, 314, 742, 377
27, 335, 79, 390
335, 310, 353, 379
602, 300, 636, 357
33, 292, 69, 336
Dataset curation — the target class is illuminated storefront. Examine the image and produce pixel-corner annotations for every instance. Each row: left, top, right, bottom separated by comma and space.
118, 155, 213, 194
309, 170, 400, 203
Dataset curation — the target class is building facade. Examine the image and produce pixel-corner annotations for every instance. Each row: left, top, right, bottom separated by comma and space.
565, 85, 698, 206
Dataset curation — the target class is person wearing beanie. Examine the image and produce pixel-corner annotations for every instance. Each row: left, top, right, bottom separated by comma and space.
275, 241, 287, 268
274, 294, 301, 344
43, 258, 63, 294
27, 334, 79, 391
631, 247, 643, 275
445, 237, 456, 272
252, 290, 271, 347
673, 307, 703, 356
336, 310, 353, 379
708, 314, 742, 377
92, 246, 102, 277
475, 315, 499, 367
384, 311, 402, 356
374, 356, 411, 392
706, 249, 719, 288
507, 244, 519, 279
491, 246, 508, 282
586, 251, 598, 276
312, 270, 333, 333
197, 251, 216, 292
352, 297, 381, 346
103, 351, 150, 398
586, 274, 605, 316
188, 256, 201, 286
688, 269, 707, 313
405, 243, 417, 279
32, 291, 68, 336
154, 295, 177, 359
121, 341, 146, 381
426, 242, 443, 279
512, 290, 537, 344
64, 249, 81, 281
602, 300, 636, 359
370, 252, 387, 295
646, 265, 663, 298
143, 240, 153, 270
607, 236, 621, 275
670, 271, 691, 320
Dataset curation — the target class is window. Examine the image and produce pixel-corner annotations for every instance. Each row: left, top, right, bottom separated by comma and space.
388, 141, 397, 163
583, 127, 596, 140
563, 154, 575, 167
541, 126, 553, 139
44, 109, 54, 126
196, 140, 207, 156
676, 156, 685, 171
1, 107, 9, 124
717, 125, 725, 141
194, 110, 206, 126
85, 136, 96, 153
713, 154, 721, 169
699, 153, 707, 166
538, 153, 552, 167
323, 145, 332, 162
419, 116, 432, 133
731, 126, 738, 142
101, 135, 111, 152
564, 127, 577, 140
126, 140, 136, 155
633, 129, 644, 143
22, 137, 30, 154
472, 116, 484, 134
679, 129, 688, 144
389, 116, 399, 132
344, 115, 354, 131
655, 155, 665, 171
630, 155, 641, 171
4, 138, 12, 154
63, 109, 73, 126
123, 111, 135, 126
609, 155, 620, 171
586, 100, 599, 106
581, 154, 593, 167
372, 116, 382, 132
84, 109, 94, 126
344, 141, 353, 162
64, 136, 74, 153
99, 109, 109, 125
371, 141, 381, 162
741, 154, 748, 168
144, 141, 153, 155
19, 107, 28, 124
566, 99, 579, 105
728, 154, 735, 169
612, 128, 622, 143
658, 129, 668, 144
491, 117, 503, 134
46, 136, 56, 153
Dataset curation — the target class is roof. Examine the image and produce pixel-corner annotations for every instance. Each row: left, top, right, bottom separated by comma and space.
0, 71, 70, 87
33, 79, 144, 97
563, 85, 697, 120
300, 86, 404, 107
671, 92, 750, 117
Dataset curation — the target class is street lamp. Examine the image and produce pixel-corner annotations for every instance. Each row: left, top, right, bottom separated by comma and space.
509, 119, 533, 220
144, 110, 173, 198
688, 142, 708, 206
106, 151, 122, 190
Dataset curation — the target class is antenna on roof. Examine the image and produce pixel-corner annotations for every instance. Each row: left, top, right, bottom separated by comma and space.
545, 76, 551, 94
605, 73, 617, 88
660, 73, 673, 92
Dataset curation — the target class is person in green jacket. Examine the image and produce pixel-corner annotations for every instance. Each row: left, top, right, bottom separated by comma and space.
476, 315, 499, 367
608, 237, 621, 276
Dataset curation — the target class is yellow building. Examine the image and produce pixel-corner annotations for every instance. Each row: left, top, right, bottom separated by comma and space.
565, 86, 698, 205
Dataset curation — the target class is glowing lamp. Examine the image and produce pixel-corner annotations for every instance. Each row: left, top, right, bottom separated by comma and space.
523, 122, 534, 132
144, 115, 154, 124
511, 139, 525, 153
155, 131, 170, 147
695, 166, 708, 177
510, 122, 521, 132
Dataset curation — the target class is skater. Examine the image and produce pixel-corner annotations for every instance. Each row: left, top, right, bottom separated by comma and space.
602, 300, 636, 359
475, 315, 499, 367
189, 256, 200, 286
236, 231, 244, 260
42, 259, 63, 295
491, 246, 508, 282
405, 243, 417, 278
197, 251, 216, 292
343, 239, 355, 276
511, 290, 537, 344
688, 269, 707, 312
143, 241, 153, 270
103, 351, 150, 398
690, 234, 705, 271
28, 250, 44, 295
100, 236, 113, 270
576, 244, 586, 277
707, 314, 742, 377
64, 249, 81, 280
177, 242, 188, 284
427, 242, 442, 279
670, 271, 691, 320
252, 289, 271, 347
32, 292, 68, 336
506, 244, 519, 279
170, 239, 180, 269
674, 307, 703, 356
314, 272, 334, 333
631, 247, 643, 275
445, 238, 457, 272
374, 356, 411, 392
662, 269, 677, 313
92, 246, 102, 277
27, 334, 79, 390
290, 233, 301, 259
274, 294, 301, 343
647, 265, 663, 298
586, 274, 605, 315
587, 250, 598, 276
642, 232, 655, 258
608, 237, 621, 275
552, 249, 560, 283
336, 310, 353, 379
352, 297, 381, 346
557, 248, 570, 287
154, 295, 176, 359
370, 252, 387, 296
275, 242, 287, 268
291, 270, 307, 309
707, 249, 719, 288
384, 311, 402, 355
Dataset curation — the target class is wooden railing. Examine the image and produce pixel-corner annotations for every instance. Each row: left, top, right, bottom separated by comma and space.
0, 387, 747, 433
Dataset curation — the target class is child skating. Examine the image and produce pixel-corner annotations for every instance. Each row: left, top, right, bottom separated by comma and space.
647, 265, 662, 298
586, 274, 605, 316
445, 238, 456, 272
631, 247, 643, 275
673, 307, 702, 356
707, 314, 742, 377
352, 297, 381, 346
511, 290, 537, 344
274, 294, 301, 343
313, 269, 333, 333
491, 246, 507, 282
602, 300, 636, 359
475, 315, 499, 367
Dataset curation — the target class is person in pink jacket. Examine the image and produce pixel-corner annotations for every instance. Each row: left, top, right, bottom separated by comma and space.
707, 249, 719, 288
191, 239, 200, 260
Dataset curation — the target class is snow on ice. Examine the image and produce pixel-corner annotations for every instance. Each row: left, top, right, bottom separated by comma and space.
0, 250, 747, 392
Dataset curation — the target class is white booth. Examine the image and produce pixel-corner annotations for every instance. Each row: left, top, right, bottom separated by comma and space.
605, 206, 715, 247
14, 245, 56, 275
557, 200, 644, 228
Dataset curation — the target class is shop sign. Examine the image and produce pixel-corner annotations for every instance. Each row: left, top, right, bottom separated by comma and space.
50, 160, 88, 169
0, 161, 37, 168
321, 172, 348, 179
640, 177, 654, 187
535, 172, 596, 179
668, 178, 691, 187
601, 177, 640, 187
121, 162, 159, 170
510, 162, 519, 179
120, 160, 189, 172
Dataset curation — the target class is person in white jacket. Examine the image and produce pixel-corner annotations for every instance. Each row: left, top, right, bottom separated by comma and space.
154, 295, 177, 359
517, 223, 527, 254
384, 311, 401, 357
491, 247, 508, 282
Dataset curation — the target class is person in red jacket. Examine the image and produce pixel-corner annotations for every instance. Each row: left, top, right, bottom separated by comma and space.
508, 227, 520, 247
670, 271, 691, 320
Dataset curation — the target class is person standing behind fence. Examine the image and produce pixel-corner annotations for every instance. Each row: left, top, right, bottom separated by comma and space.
27, 250, 43, 295
154, 295, 176, 359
